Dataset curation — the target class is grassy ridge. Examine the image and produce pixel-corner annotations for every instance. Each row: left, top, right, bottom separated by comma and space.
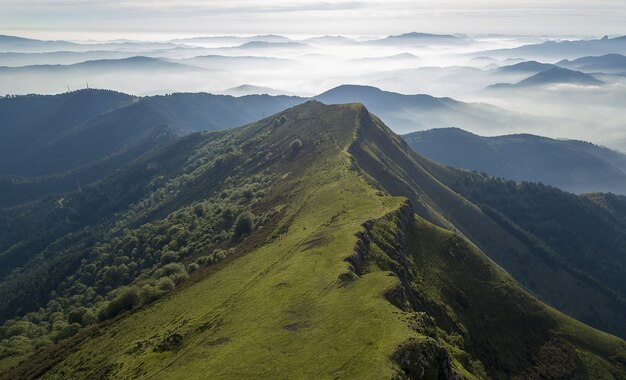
15, 102, 421, 378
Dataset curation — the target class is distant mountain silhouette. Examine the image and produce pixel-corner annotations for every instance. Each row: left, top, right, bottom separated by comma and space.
479, 35, 626, 59
172, 34, 292, 45
517, 67, 604, 86
0, 34, 177, 53
487, 67, 604, 89
0, 56, 194, 73
222, 84, 292, 96
350, 53, 420, 64
235, 41, 311, 50
315, 84, 534, 134
495, 60, 557, 74
0, 50, 140, 67
0, 56, 206, 94
404, 127, 626, 194
0, 35, 78, 52
558, 54, 626, 74
368, 32, 468, 45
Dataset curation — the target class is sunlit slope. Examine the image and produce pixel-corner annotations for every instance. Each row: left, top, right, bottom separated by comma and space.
10, 102, 625, 379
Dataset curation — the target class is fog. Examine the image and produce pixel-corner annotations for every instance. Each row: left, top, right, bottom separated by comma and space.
2, 32, 626, 150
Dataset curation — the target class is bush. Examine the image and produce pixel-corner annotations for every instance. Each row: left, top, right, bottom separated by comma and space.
155, 263, 186, 279
67, 308, 86, 325
290, 139, 302, 155
170, 272, 189, 286
234, 212, 255, 236
187, 263, 200, 273
98, 287, 141, 321
157, 277, 175, 291
141, 284, 162, 304
55, 323, 81, 341
196, 256, 211, 266
221, 206, 236, 221
280, 115, 287, 125
160, 251, 178, 264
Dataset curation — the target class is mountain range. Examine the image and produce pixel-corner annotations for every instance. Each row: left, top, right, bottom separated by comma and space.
1, 85, 548, 207
0, 101, 625, 378
557, 54, 626, 74
404, 127, 626, 194
0, 90, 303, 207
479, 35, 626, 60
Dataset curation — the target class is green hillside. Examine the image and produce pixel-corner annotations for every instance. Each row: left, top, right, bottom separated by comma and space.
0, 90, 304, 208
1, 102, 625, 378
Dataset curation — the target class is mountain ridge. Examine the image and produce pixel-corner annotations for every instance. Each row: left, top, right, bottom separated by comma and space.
403, 127, 626, 194
2, 101, 625, 378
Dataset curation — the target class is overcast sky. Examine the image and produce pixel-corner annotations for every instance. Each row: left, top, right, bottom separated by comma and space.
1, 0, 625, 40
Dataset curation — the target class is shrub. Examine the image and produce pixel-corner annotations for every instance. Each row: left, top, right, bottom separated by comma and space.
141, 284, 162, 304
221, 206, 236, 221
157, 263, 186, 277
81, 310, 98, 325
290, 139, 303, 155
67, 308, 86, 325
196, 256, 211, 266
98, 287, 141, 321
55, 323, 81, 341
187, 263, 200, 273
234, 212, 255, 236
280, 115, 287, 125
160, 251, 178, 264
170, 272, 189, 286
157, 277, 175, 291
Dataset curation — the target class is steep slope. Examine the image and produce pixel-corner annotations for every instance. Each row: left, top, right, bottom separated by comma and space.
347, 114, 626, 339
2, 102, 624, 379
403, 128, 626, 194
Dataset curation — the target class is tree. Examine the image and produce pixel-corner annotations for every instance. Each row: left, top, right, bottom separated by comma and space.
160, 251, 178, 264
157, 277, 175, 291
98, 287, 141, 321
234, 212, 255, 236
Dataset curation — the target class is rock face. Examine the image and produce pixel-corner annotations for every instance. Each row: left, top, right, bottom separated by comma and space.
393, 340, 461, 380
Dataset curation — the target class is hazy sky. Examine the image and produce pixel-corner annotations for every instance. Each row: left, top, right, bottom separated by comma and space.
1, 0, 625, 40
